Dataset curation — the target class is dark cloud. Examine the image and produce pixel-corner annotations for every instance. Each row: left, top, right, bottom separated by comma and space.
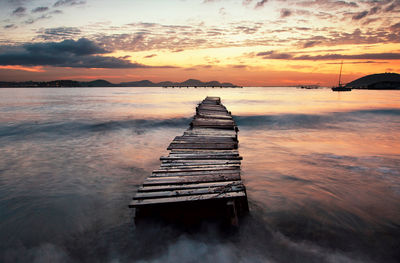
53, 0, 86, 7
0, 38, 156, 68
255, 0, 268, 8
24, 38, 108, 55
299, 28, 400, 47
32, 6, 48, 13
235, 25, 260, 34
4, 24, 17, 29
303, 41, 321, 48
362, 18, 380, 25
390, 22, 400, 31
297, 0, 358, 9
36, 27, 82, 40
12, 6, 26, 15
280, 9, 292, 18
369, 6, 381, 15
257, 51, 292, 59
352, 11, 368, 20
327, 61, 388, 64
24, 14, 52, 25
144, 54, 157, 58
384, 2, 399, 12
232, 64, 247, 68
294, 53, 400, 60
258, 50, 400, 60
51, 10, 63, 14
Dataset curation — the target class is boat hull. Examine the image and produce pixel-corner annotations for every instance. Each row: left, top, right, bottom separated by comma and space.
332, 87, 351, 92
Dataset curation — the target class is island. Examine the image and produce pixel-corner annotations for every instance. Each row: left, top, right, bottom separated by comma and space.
346, 73, 400, 90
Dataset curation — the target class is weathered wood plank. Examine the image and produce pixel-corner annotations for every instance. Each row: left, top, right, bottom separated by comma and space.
160, 160, 240, 164
164, 152, 238, 155
173, 136, 236, 142
158, 165, 240, 171
151, 170, 240, 178
167, 143, 237, 150
160, 156, 243, 160
138, 180, 243, 192
153, 166, 240, 173
191, 120, 235, 126
196, 115, 233, 120
160, 162, 241, 167
134, 185, 245, 199
129, 191, 246, 207
143, 173, 241, 185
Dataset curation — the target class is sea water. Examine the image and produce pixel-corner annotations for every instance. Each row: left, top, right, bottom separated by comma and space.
0, 87, 399, 262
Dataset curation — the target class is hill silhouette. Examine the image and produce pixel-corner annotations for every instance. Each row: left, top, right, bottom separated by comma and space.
0, 79, 238, 88
346, 73, 400, 89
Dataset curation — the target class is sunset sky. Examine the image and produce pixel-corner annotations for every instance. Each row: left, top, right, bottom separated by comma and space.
0, 0, 399, 86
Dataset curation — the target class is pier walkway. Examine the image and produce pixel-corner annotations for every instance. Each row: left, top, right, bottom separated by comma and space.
129, 97, 248, 224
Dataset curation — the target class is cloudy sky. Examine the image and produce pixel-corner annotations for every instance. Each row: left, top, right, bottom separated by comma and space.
0, 0, 399, 86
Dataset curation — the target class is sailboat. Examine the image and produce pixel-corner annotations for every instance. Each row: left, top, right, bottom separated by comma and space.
332, 61, 351, 91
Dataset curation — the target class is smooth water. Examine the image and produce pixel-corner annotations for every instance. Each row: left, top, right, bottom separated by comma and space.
0, 87, 399, 262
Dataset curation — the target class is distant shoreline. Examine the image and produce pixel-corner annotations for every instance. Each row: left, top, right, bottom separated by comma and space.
0, 78, 240, 88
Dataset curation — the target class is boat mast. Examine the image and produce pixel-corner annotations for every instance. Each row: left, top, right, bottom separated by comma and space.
338, 60, 343, 86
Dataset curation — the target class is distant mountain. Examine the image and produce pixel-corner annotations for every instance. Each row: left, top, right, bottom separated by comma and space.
81, 79, 114, 87
0, 79, 239, 88
346, 73, 400, 89
119, 80, 156, 87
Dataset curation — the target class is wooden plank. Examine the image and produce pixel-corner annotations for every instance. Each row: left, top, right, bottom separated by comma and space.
187, 128, 237, 134
191, 123, 235, 129
129, 191, 246, 207
160, 164, 241, 168
201, 100, 220, 105
191, 120, 235, 126
151, 170, 240, 178
153, 166, 240, 173
138, 180, 243, 192
160, 161, 241, 167
143, 173, 241, 185
167, 143, 237, 150
134, 185, 245, 199
165, 153, 240, 158
197, 107, 228, 111
168, 141, 237, 145
205, 96, 221, 101
173, 136, 236, 142
166, 154, 240, 158
193, 117, 234, 123
161, 160, 241, 165
157, 167, 240, 172
160, 156, 243, 160
170, 149, 239, 155
196, 115, 233, 120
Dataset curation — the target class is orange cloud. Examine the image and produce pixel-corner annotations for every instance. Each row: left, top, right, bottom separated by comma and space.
0, 65, 45, 72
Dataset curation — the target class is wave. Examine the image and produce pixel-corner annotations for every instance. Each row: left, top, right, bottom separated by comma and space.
0, 117, 191, 139
1, 108, 399, 139
234, 108, 400, 130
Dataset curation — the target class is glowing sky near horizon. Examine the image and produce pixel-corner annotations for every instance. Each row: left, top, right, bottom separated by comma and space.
0, 0, 399, 86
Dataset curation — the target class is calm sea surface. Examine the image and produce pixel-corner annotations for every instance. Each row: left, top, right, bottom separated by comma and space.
0, 87, 399, 262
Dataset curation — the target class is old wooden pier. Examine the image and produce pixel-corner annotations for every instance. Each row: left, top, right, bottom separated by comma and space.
129, 97, 248, 225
